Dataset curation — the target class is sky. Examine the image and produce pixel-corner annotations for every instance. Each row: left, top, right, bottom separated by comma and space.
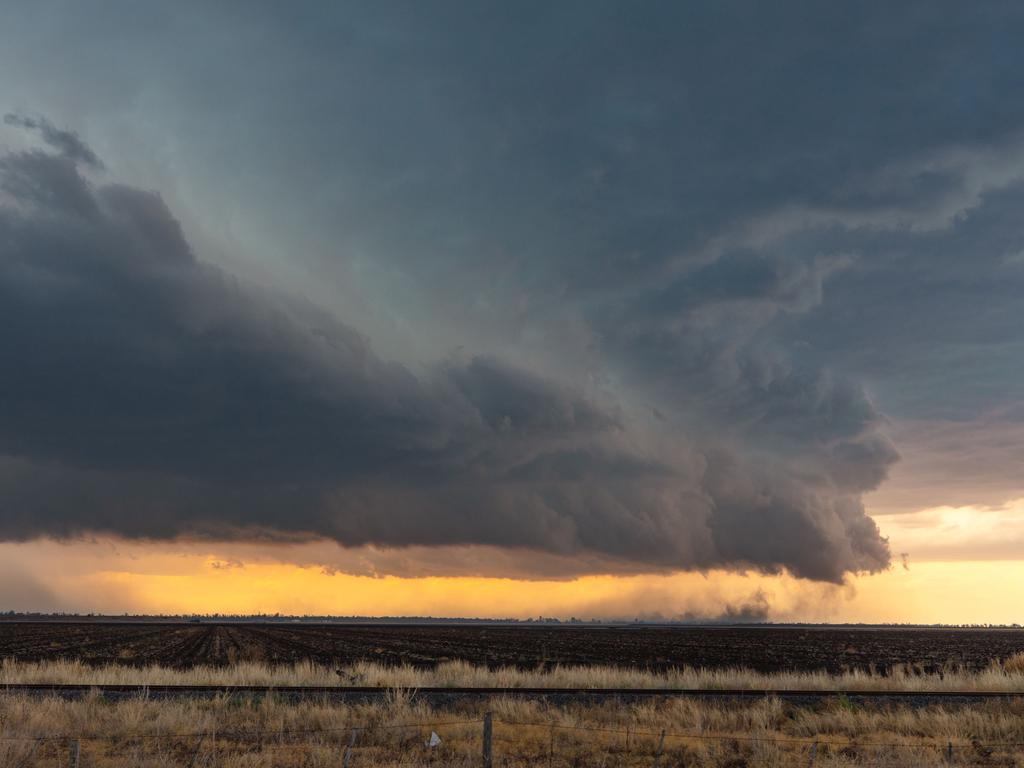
0, 1, 1023, 622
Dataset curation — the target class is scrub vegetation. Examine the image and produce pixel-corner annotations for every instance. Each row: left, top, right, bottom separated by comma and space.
9, 656, 1024, 692
2, 682, 1024, 767
5, 659, 1024, 766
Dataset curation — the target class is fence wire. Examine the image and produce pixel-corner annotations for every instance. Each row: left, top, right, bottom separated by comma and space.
5, 714, 1022, 750
0, 718, 484, 743
1, 713, 1023, 765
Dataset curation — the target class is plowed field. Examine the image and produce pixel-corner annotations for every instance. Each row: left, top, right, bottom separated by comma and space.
1, 623, 1022, 673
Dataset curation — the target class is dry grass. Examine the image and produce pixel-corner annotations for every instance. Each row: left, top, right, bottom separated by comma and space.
6, 657, 1024, 692
5, 660, 1024, 765
1001, 651, 1024, 674
2, 687, 1024, 767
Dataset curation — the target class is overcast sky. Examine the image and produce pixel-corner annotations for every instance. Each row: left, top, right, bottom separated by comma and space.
1, 2, 1023, 617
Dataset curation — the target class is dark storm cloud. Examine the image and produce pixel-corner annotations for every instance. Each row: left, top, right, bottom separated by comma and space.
3, 113, 103, 169
0, 141, 893, 582
8, 2, 1024, 582
194, 1, 1024, 305
757, 179, 1024, 420
0, 146, 614, 486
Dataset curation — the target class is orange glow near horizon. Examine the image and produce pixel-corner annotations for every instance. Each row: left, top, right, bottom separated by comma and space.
3, 545, 1024, 626
2, 499, 1024, 624
25, 554, 1024, 624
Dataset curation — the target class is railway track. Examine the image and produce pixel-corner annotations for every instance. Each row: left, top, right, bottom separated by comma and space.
2, 684, 1023, 701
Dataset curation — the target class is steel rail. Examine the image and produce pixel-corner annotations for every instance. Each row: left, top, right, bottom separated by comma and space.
2, 684, 1023, 699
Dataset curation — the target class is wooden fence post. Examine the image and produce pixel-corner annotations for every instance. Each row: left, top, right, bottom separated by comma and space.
946, 741, 954, 763
652, 729, 666, 768
482, 713, 493, 768
806, 741, 817, 767
68, 739, 80, 768
342, 728, 358, 768
187, 734, 206, 768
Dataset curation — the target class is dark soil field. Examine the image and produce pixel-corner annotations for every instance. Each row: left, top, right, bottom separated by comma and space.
1, 623, 1023, 673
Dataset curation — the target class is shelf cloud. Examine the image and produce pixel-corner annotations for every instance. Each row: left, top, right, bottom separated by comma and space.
0, 133, 894, 582
4, 3, 1024, 595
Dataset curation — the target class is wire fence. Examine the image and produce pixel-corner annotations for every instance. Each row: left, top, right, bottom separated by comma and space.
1, 713, 1023, 766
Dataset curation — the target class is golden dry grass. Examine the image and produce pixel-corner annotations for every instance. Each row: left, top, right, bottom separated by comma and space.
6, 657, 1024, 692
2, 687, 1024, 767
3, 661, 1024, 765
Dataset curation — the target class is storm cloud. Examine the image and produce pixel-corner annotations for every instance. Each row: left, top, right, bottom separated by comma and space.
6, 2, 1024, 586
0, 134, 893, 582
3, 113, 102, 169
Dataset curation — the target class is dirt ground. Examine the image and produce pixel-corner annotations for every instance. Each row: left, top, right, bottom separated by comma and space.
1, 622, 1023, 672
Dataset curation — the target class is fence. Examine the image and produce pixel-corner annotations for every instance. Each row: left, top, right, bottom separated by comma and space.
3, 712, 1024, 767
